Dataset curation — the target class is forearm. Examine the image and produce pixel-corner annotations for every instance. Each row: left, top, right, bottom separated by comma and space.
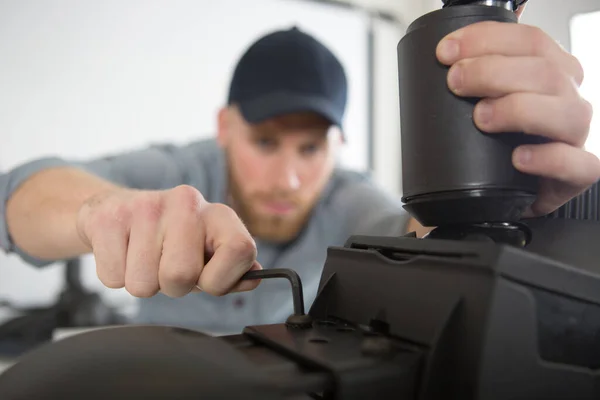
5, 167, 123, 261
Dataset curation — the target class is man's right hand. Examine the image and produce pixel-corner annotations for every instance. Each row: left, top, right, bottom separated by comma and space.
76, 185, 262, 298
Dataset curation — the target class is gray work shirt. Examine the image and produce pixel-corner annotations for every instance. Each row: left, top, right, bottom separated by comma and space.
0, 138, 410, 334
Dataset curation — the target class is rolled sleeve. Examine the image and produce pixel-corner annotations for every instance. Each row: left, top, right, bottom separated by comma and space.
0, 157, 72, 265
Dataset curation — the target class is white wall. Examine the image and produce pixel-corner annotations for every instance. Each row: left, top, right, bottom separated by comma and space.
571, 10, 600, 156
519, 0, 600, 51
0, 0, 370, 171
335, 0, 433, 26
372, 17, 405, 195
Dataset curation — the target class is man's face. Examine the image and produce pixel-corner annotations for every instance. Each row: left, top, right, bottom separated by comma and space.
217, 106, 340, 243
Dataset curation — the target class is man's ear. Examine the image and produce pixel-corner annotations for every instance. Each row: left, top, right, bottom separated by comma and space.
216, 107, 229, 147
328, 125, 344, 147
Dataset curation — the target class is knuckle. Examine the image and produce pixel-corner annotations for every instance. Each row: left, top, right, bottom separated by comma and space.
552, 47, 582, 83
228, 236, 257, 260
132, 193, 163, 222
569, 54, 585, 85
577, 65, 585, 87
213, 204, 251, 235
111, 202, 131, 224
581, 98, 594, 127
170, 185, 204, 212
528, 25, 552, 56
566, 98, 593, 142
540, 59, 570, 94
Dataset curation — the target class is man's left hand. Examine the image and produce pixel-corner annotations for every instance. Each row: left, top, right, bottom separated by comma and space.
436, 20, 600, 217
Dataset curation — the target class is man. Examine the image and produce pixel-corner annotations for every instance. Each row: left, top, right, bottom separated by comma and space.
1, 10, 598, 334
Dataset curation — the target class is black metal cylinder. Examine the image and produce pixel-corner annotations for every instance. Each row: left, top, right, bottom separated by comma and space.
397, 5, 546, 227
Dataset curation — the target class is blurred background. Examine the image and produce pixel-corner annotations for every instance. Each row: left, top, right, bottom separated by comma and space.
0, 0, 599, 323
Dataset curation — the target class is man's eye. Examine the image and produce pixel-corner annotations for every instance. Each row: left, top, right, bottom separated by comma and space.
256, 138, 276, 149
301, 144, 320, 155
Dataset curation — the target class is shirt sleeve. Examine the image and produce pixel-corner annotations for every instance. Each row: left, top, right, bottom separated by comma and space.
0, 143, 190, 264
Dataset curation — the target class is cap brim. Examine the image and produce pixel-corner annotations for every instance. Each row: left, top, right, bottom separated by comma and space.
237, 92, 344, 131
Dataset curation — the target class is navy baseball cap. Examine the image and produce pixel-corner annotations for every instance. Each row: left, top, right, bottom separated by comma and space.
227, 27, 348, 131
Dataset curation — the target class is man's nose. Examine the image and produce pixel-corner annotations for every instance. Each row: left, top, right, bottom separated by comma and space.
273, 158, 300, 191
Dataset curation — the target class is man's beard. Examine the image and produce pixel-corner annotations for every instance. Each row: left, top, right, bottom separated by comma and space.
227, 168, 316, 244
